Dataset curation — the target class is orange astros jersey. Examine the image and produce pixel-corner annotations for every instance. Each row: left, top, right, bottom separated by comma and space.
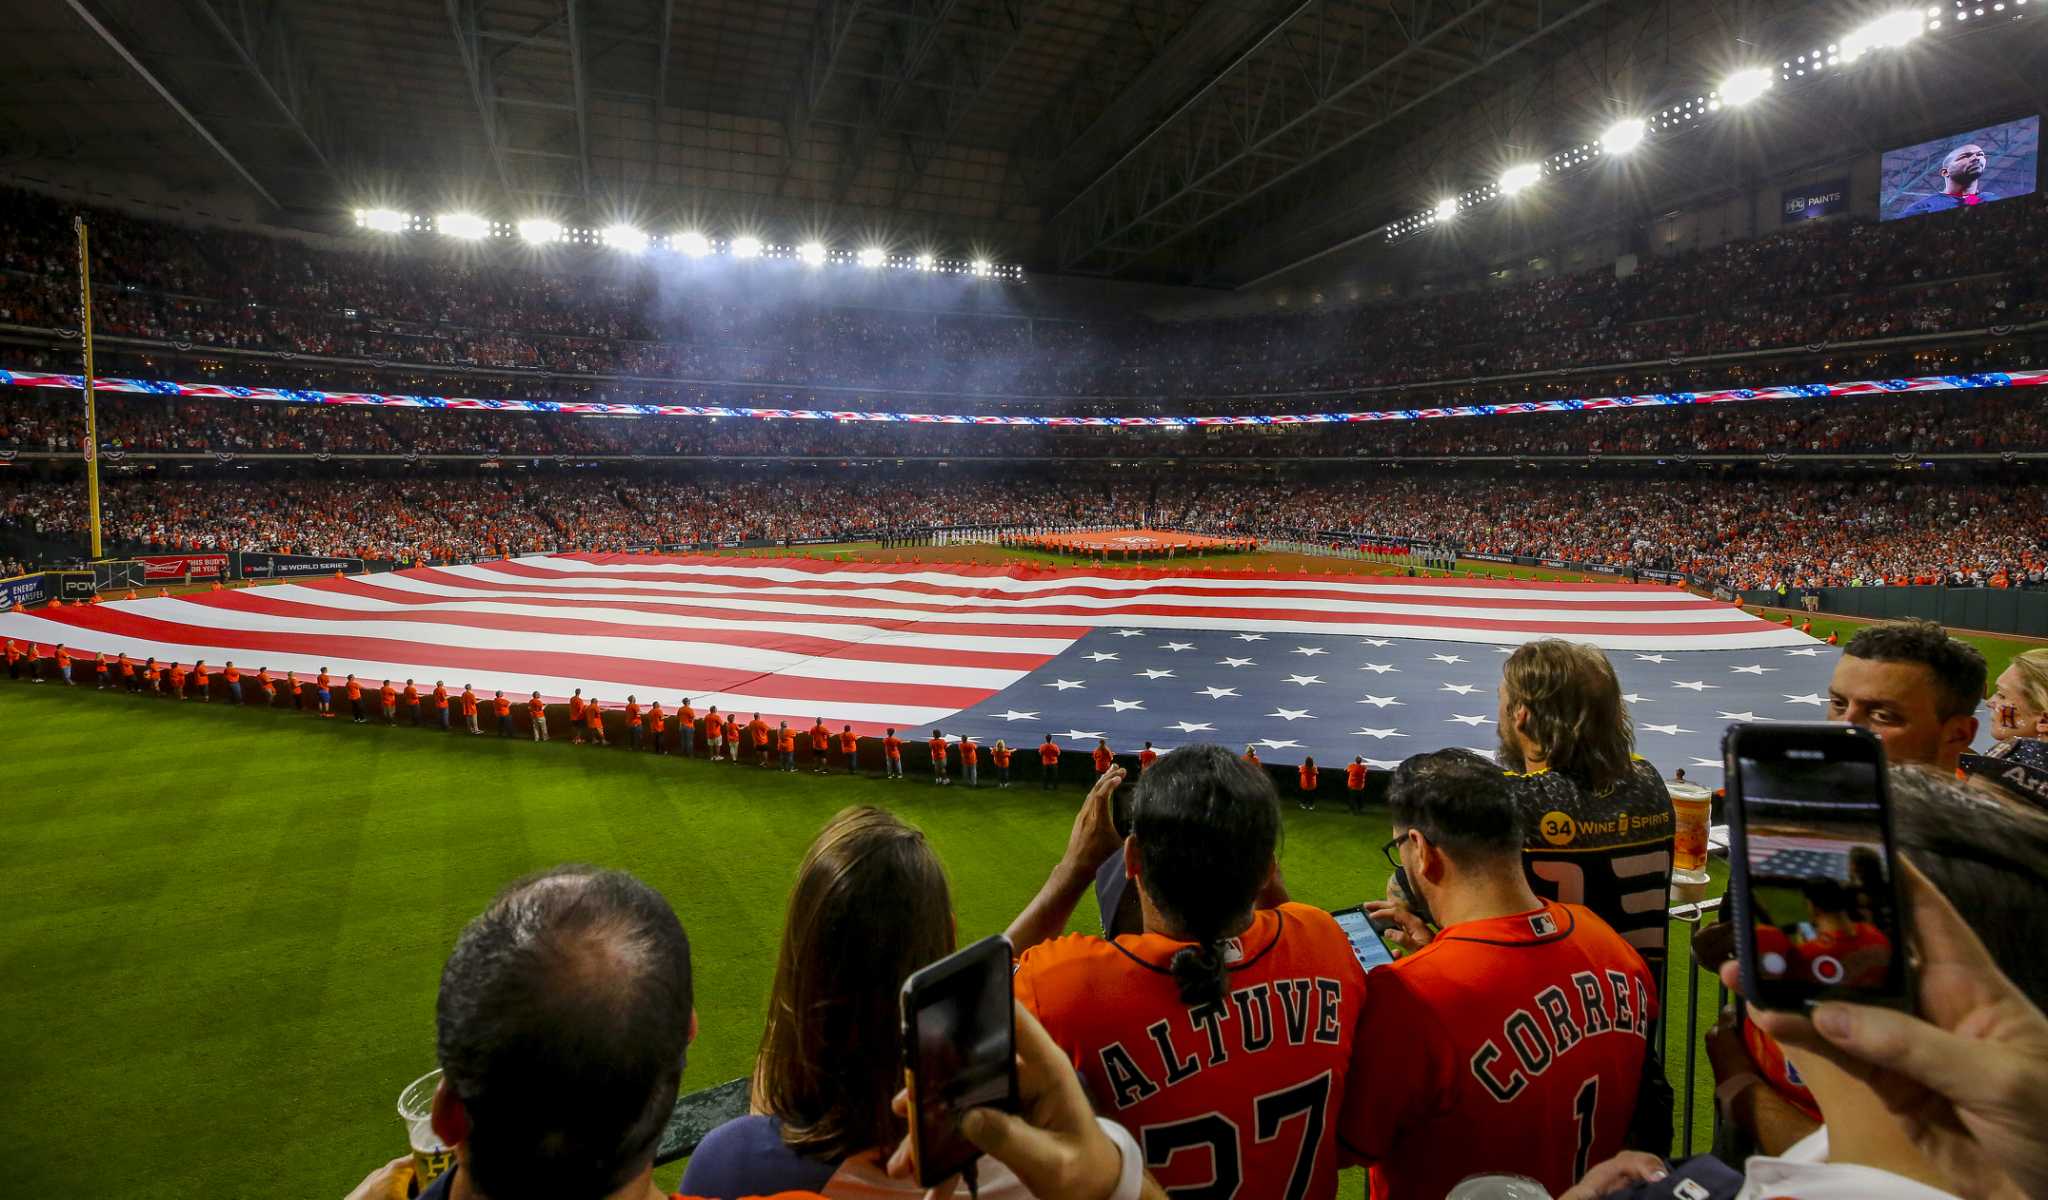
1014, 903, 1370, 1200
1338, 900, 1657, 1200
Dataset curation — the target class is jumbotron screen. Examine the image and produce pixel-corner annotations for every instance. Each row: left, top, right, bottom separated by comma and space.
1879, 114, 2039, 220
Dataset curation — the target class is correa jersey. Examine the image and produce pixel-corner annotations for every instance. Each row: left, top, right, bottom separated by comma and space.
1509, 758, 1675, 972
1014, 903, 1371, 1200
1339, 901, 1657, 1200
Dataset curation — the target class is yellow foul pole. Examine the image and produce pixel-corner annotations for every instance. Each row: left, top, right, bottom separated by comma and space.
75, 216, 103, 559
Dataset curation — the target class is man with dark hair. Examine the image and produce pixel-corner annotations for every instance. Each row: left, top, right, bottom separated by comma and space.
1496, 639, 1676, 975
1829, 619, 1985, 774
346, 866, 1166, 1200
1898, 142, 1998, 215
1346, 749, 1665, 1200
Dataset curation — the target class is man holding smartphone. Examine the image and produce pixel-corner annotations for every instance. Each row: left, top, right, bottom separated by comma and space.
1350, 749, 1665, 1200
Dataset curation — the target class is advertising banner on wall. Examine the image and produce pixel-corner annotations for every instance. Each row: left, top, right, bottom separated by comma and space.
238, 552, 363, 580
1, 573, 50, 611
1782, 178, 1849, 223
137, 553, 231, 581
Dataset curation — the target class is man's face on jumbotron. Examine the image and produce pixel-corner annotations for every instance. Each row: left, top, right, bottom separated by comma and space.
1942, 144, 1987, 187
1826, 654, 1971, 771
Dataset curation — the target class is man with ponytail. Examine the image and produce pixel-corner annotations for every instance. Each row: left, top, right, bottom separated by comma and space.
1006, 745, 1374, 1200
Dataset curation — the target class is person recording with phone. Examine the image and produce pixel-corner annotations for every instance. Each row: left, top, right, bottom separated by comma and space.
1348, 749, 1667, 1200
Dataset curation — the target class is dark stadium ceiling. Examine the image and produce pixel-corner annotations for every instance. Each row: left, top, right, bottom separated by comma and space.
2, 0, 2045, 288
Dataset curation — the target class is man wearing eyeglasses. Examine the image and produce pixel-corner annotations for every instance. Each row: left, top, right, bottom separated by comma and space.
1340, 749, 1667, 1200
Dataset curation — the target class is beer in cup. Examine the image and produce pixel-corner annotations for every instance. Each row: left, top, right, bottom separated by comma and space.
398, 1068, 454, 1191
1669, 782, 1713, 885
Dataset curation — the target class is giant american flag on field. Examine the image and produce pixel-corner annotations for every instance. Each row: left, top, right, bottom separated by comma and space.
0, 554, 1850, 779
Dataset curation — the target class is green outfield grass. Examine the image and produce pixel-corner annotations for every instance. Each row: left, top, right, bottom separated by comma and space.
0, 681, 1735, 1198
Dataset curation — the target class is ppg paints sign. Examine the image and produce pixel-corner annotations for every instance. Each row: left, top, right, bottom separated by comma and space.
1783, 179, 1849, 223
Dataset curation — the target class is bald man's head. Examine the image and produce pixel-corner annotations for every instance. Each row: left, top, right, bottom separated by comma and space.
1942, 143, 1988, 192
436, 866, 693, 1200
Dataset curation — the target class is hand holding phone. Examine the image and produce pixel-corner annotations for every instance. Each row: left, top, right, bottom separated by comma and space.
1330, 904, 1404, 969
1723, 723, 1911, 1012
901, 934, 1021, 1187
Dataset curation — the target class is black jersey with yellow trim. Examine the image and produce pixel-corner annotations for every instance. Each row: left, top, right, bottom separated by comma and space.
1507, 757, 1676, 970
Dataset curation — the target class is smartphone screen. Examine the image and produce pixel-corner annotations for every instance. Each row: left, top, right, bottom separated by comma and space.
901, 934, 1018, 1186
1727, 725, 1907, 1009
1329, 905, 1398, 971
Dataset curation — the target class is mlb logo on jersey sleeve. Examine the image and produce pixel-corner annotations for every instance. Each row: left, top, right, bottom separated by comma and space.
1528, 911, 1558, 936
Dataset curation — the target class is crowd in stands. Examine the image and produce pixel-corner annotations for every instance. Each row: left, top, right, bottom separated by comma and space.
2, 185, 2044, 411
2, 467, 2041, 590
3, 380, 2045, 461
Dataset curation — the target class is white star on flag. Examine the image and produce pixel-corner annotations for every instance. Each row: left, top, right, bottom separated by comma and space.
1361, 663, 1399, 674
1673, 680, 1718, 691
1256, 738, 1303, 750
1492, 645, 1515, 653
1044, 679, 1085, 691
1161, 641, 1194, 652
1285, 674, 1324, 686
994, 710, 1039, 721
1430, 653, 1465, 665
1292, 646, 1328, 657
1101, 699, 1145, 712
1358, 695, 1403, 708
1642, 723, 1694, 735
1636, 653, 1671, 663
1448, 713, 1493, 726
1784, 647, 1824, 656
1440, 682, 1479, 695
1783, 693, 1828, 706
1731, 664, 1777, 675
1167, 721, 1215, 734
1353, 727, 1407, 739
1060, 730, 1105, 742
1234, 633, 1266, 642
1112, 629, 1146, 638
1687, 757, 1722, 768
1134, 668, 1176, 680
1461, 748, 1499, 760
1084, 652, 1119, 662
1217, 657, 1254, 668
1716, 711, 1771, 722
1197, 686, 1239, 700
1622, 693, 1655, 704
1363, 758, 1405, 770
1360, 638, 1393, 648
1267, 707, 1315, 722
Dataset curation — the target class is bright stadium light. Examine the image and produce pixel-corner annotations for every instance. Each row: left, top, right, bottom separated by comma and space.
675, 230, 712, 258
602, 223, 648, 254
1718, 67, 1774, 106
915, 252, 935, 271
1498, 163, 1541, 195
436, 212, 489, 240
970, 258, 991, 276
1600, 117, 1647, 154
1433, 197, 1459, 221
517, 217, 562, 244
731, 235, 763, 259
355, 208, 409, 233
857, 246, 886, 268
1843, 10, 1926, 58
798, 240, 828, 266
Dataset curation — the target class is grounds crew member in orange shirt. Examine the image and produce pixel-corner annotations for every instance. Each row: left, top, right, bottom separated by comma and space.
315, 668, 334, 718
992, 739, 1013, 787
1006, 749, 1376, 1200
1345, 756, 1369, 814
460, 684, 481, 734
493, 690, 515, 737
432, 681, 450, 731
402, 679, 421, 724
883, 728, 904, 778
1346, 749, 1664, 1199
119, 652, 138, 693
959, 734, 980, 788
54, 644, 73, 686
1297, 755, 1319, 811
1138, 742, 1158, 772
777, 721, 798, 772
677, 698, 696, 757
529, 691, 550, 742
648, 700, 666, 752
1039, 733, 1061, 789
93, 650, 110, 689
928, 729, 950, 785
379, 680, 398, 724
346, 674, 367, 723
283, 667, 299, 708
3, 638, 21, 682
193, 660, 211, 703
702, 706, 724, 760
809, 718, 831, 774
568, 688, 587, 744
584, 697, 608, 745
256, 666, 276, 706
169, 661, 188, 701
837, 724, 859, 774
749, 713, 770, 767
1092, 739, 1114, 777
223, 662, 242, 704
625, 696, 644, 750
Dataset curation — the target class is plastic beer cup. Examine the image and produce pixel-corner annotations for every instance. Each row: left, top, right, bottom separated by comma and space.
1670, 782, 1712, 885
399, 1068, 454, 1192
